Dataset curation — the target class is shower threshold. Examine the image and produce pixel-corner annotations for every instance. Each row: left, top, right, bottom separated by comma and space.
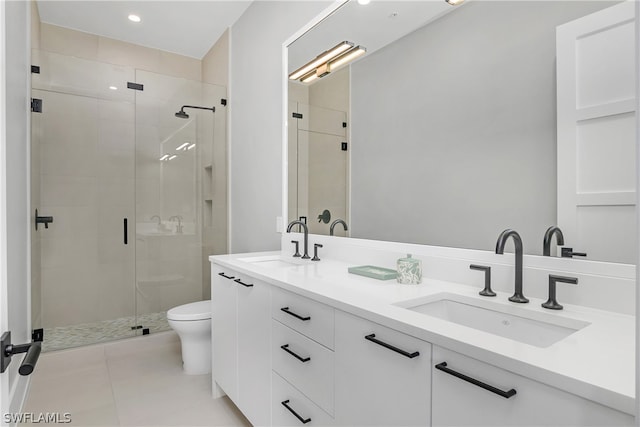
42, 311, 170, 352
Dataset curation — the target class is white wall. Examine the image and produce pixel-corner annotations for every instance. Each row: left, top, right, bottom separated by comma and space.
349, 1, 614, 254
229, 1, 331, 253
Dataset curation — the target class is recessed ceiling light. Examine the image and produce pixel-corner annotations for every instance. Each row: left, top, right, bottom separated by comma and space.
128, 14, 141, 23
357, 0, 371, 5
108, 86, 118, 91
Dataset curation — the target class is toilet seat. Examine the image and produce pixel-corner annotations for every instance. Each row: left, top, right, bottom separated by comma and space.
167, 300, 211, 321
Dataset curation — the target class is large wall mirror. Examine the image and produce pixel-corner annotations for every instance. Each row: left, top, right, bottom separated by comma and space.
286, 0, 636, 264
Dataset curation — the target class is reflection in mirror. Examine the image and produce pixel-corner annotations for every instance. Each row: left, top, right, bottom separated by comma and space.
287, 0, 636, 263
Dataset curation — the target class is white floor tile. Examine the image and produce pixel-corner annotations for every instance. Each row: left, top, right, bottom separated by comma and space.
22, 333, 250, 427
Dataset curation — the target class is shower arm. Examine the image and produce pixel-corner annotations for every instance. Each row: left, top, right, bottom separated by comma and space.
179, 105, 215, 113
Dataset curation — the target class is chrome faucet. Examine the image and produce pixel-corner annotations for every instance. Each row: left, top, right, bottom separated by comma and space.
495, 229, 529, 303
543, 226, 564, 256
330, 219, 348, 236
286, 220, 310, 259
150, 215, 161, 225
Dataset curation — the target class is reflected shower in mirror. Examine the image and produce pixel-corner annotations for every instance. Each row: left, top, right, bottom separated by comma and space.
287, 0, 636, 263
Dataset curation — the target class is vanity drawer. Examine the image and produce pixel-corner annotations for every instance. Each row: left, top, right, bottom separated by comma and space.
272, 287, 334, 349
432, 346, 633, 426
272, 371, 334, 427
272, 319, 334, 415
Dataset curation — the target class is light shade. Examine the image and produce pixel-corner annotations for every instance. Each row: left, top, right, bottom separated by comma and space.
290, 42, 366, 84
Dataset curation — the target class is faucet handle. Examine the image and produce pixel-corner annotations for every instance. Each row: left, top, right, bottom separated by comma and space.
470, 264, 495, 297
542, 275, 578, 310
291, 240, 301, 258
561, 248, 587, 258
311, 244, 323, 261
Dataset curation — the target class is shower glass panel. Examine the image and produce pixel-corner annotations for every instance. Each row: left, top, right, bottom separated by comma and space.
32, 50, 137, 351
133, 70, 221, 334
289, 103, 348, 236
31, 50, 226, 351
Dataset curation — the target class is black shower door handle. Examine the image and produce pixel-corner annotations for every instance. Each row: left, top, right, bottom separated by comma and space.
123, 218, 128, 245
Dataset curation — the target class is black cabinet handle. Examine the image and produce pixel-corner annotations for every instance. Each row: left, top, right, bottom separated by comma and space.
364, 334, 419, 359
281, 400, 311, 424
123, 218, 128, 245
435, 362, 516, 399
280, 344, 310, 363
281, 307, 310, 321
218, 272, 235, 280
234, 278, 253, 287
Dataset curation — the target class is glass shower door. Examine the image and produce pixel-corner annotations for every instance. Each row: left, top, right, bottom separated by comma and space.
31, 50, 137, 351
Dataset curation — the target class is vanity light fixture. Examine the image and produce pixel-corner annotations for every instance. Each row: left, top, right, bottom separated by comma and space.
357, 0, 371, 5
291, 42, 366, 84
108, 86, 118, 91
128, 14, 141, 23
176, 142, 190, 151
168, 155, 177, 161
187, 143, 196, 150
445, 0, 464, 5
159, 154, 170, 161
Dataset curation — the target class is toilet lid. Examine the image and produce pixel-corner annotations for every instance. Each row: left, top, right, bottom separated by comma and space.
167, 300, 211, 321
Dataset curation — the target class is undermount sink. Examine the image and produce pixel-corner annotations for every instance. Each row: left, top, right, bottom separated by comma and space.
238, 255, 303, 269
397, 293, 590, 348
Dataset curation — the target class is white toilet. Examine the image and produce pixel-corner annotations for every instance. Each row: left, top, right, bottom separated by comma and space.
167, 300, 212, 375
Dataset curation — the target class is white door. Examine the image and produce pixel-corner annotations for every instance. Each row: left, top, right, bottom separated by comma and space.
1, 0, 32, 421
557, 1, 636, 264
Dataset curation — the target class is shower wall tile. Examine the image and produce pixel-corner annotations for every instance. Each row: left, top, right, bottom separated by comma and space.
40, 235, 99, 269
40, 175, 97, 207
40, 23, 99, 61
97, 37, 160, 74
40, 143, 98, 177
160, 51, 201, 82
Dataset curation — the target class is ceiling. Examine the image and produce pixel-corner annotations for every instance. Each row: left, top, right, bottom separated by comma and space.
36, 1, 253, 59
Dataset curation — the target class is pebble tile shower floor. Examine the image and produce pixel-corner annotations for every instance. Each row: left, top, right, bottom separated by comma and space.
21, 331, 251, 427
42, 312, 171, 352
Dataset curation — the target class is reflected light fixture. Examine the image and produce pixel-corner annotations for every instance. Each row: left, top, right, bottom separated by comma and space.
290, 41, 366, 84
128, 14, 141, 22
108, 85, 118, 91
159, 154, 170, 161
168, 155, 177, 161
187, 143, 196, 150
176, 142, 190, 151
357, 0, 371, 4
446, 0, 464, 5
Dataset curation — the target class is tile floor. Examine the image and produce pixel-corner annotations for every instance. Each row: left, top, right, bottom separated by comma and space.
22, 331, 251, 427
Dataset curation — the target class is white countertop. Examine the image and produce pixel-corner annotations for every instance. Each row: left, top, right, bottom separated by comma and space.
210, 251, 635, 415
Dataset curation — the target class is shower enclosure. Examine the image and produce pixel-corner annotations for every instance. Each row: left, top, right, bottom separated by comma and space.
30, 50, 226, 351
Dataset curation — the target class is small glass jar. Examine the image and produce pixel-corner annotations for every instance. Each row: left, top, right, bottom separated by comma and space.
397, 254, 422, 284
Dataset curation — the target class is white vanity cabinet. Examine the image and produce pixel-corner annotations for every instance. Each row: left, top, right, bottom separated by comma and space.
211, 264, 271, 427
431, 346, 634, 426
334, 310, 432, 426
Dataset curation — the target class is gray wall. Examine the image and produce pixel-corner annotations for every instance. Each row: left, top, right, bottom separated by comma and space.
229, 1, 330, 253
350, 1, 613, 254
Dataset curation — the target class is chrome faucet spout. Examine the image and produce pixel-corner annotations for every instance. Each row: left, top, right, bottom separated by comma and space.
329, 219, 348, 236
495, 229, 528, 303
543, 226, 564, 256
286, 220, 310, 259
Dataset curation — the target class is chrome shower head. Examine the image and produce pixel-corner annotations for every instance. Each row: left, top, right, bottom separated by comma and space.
175, 108, 189, 119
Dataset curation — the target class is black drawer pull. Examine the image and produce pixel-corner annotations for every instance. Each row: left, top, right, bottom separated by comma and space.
281, 400, 311, 424
435, 362, 516, 399
234, 278, 254, 287
364, 334, 419, 358
281, 307, 310, 321
281, 344, 310, 363
218, 272, 235, 280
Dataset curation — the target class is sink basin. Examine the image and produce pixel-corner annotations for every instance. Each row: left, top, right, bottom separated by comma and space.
397, 293, 590, 348
238, 255, 303, 269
